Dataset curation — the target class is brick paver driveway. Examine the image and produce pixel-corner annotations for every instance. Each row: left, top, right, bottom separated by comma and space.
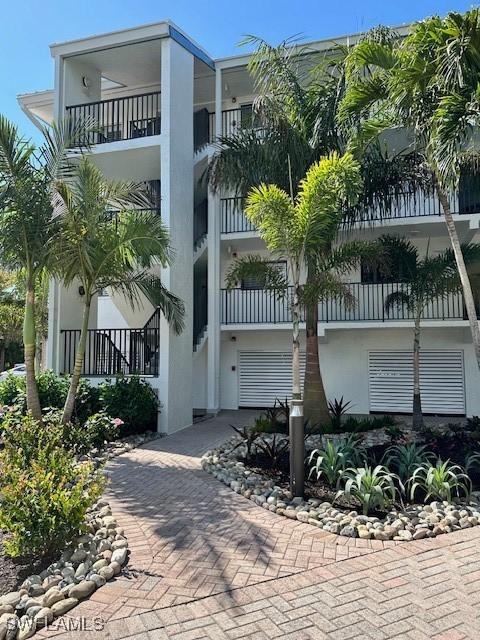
44, 411, 480, 639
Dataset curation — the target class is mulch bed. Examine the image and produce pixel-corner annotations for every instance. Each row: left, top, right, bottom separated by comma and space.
0, 531, 53, 596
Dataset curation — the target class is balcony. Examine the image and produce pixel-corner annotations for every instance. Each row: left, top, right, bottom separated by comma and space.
60, 326, 159, 376
66, 91, 161, 146
221, 283, 465, 325
220, 183, 480, 233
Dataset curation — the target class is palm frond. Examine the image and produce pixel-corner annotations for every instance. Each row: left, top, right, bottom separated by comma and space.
224, 255, 288, 293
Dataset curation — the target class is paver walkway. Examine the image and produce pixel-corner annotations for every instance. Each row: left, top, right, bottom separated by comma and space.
43, 411, 480, 639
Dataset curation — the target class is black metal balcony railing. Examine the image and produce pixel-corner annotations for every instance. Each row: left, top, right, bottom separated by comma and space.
221, 197, 255, 233
66, 91, 161, 145
221, 283, 465, 325
105, 207, 161, 231
220, 184, 480, 233
60, 327, 159, 377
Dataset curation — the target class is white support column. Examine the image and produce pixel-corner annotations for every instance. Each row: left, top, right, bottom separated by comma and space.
158, 38, 194, 433
206, 68, 223, 413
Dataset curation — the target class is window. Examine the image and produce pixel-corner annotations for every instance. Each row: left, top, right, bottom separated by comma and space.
361, 258, 407, 284
241, 261, 287, 290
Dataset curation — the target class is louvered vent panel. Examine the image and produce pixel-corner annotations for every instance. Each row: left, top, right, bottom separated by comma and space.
368, 350, 465, 415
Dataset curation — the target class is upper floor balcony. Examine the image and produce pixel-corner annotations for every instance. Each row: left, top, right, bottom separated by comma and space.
66, 91, 161, 146
221, 283, 468, 326
220, 181, 480, 234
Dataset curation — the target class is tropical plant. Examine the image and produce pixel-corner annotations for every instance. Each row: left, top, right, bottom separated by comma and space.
338, 465, 399, 515
226, 153, 363, 406
0, 118, 55, 418
327, 396, 353, 430
308, 436, 364, 487
53, 158, 184, 423
409, 460, 471, 502
230, 423, 261, 461
379, 235, 480, 429
465, 452, 480, 475
383, 443, 434, 483
339, 11, 480, 372
255, 433, 289, 469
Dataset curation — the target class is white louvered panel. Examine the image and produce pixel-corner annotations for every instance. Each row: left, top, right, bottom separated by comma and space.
369, 350, 465, 415
238, 351, 306, 407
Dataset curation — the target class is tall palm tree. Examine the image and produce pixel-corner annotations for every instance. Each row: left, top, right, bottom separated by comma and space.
226, 152, 363, 494
379, 235, 480, 430
209, 37, 425, 424
0, 117, 58, 419
53, 158, 184, 424
339, 10, 480, 372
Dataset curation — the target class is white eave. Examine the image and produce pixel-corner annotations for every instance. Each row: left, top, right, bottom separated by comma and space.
17, 89, 54, 127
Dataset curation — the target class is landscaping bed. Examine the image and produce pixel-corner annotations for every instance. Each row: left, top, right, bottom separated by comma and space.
0, 372, 161, 638
202, 417, 480, 542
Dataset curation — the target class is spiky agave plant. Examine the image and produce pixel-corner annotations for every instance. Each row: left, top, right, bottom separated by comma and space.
409, 460, 471, 503
339, 465, 400, 515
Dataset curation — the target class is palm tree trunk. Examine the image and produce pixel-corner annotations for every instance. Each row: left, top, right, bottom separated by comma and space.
303, 298, 330, 426
437, 184, 480, 370
62, 294, 91, 424
291, 283, 301, 400
412, 315, 423, 431
24, 276, 42, 421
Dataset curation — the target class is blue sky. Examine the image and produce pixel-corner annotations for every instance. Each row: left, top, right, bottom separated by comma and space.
2, 0, 477, 140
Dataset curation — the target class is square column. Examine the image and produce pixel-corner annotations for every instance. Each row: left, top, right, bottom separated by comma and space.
206, 68, 223, 413
158, 38, 194, 433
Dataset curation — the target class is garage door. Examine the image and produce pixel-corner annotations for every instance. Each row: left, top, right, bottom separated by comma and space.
369, 350, 465, 415
239, 351, 306, 407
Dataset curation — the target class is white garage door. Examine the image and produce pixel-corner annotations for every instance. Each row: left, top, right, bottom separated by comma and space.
369, 350, 465, 415
239, 351, 306, 407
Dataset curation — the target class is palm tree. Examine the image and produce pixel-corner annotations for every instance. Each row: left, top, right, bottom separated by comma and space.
0, 117, 58, 419
339, 11, 480, 372
53, 158, 184, 424
209, 37, 425, 425
226, 152, 363, 493
379, 235, 480, 430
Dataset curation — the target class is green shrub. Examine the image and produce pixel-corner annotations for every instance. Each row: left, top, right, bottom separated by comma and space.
0, 414, 104, 557
0, 370, 101, 424
338, 465, 399, 515
0, 373, 24, 406
409, 460, 471, 502
99, 376, 158, 435
82, 412, 121, 450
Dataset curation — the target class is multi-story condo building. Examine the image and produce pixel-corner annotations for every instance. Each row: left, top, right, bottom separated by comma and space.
18, 21, 480, 433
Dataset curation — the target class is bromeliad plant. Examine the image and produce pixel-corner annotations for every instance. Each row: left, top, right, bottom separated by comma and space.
230, 423, 261, 461
338, 465, 400, 515
409, 460, 471, 503
383, 443, 435, 484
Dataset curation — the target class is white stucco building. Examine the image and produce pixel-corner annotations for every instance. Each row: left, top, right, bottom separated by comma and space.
18, 21, 480, 433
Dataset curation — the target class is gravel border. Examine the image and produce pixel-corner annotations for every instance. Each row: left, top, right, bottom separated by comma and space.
202, 434, 480, 543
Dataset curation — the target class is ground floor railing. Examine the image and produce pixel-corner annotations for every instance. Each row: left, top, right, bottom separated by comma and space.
221, 284, 465, 325
60, 327, 159, 376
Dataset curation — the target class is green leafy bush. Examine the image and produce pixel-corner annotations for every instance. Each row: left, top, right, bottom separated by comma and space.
0, 413, 104, 557
409, 460, 471, 502
338, 465, 399, 515
99, 376, 158, 435
0, 370, 101, 424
